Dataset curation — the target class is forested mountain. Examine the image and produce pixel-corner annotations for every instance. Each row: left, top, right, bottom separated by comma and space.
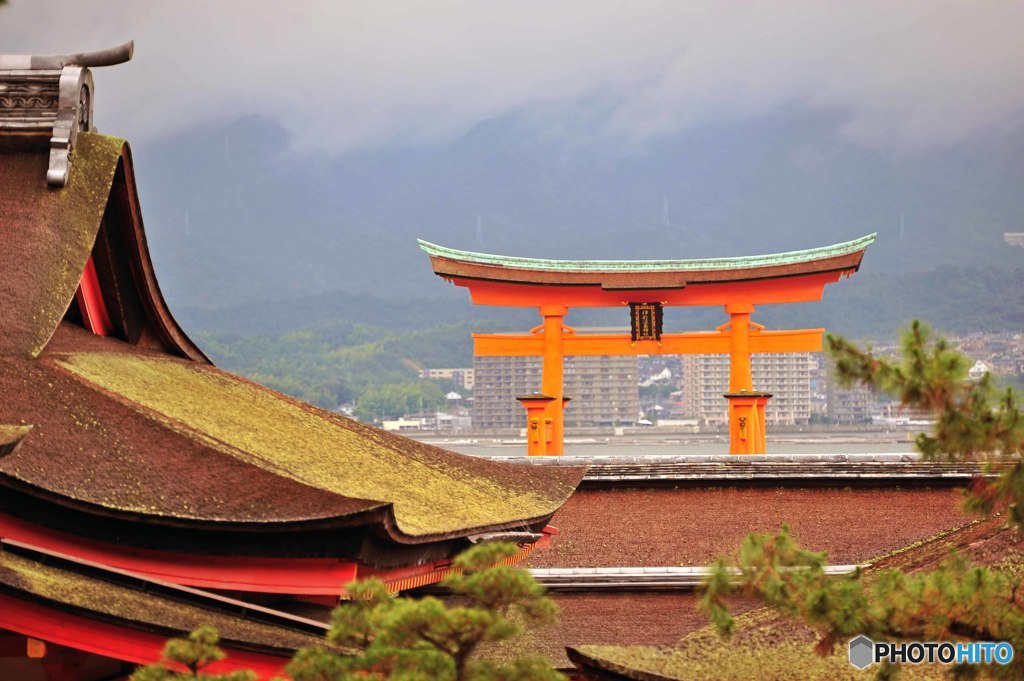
136, 113, 1024, 315
195, 264, 1024, 411
130, 112, 1023, 408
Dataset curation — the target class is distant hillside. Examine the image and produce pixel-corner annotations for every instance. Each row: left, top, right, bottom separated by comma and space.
183, 264, 1024, 341
196, 264, 1024, 411
135, 112, 1024, 314
198, 320, 511, 410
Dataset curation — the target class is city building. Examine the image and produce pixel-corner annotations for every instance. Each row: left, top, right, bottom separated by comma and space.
825, 380, 875, 424
679, 352, 815, 425
418, 367, 475, 390
473, 355, 639, 429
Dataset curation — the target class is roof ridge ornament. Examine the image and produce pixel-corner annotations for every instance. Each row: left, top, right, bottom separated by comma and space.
0, 41, 133, 186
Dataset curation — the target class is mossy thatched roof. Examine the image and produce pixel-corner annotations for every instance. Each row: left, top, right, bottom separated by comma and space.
0, 130, 581, 551
0, 425, 31, 457
0, 133, 123, 358
49, 347, 581, 538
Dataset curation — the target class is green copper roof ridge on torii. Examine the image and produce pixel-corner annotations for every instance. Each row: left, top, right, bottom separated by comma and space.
418, 233, 876, 273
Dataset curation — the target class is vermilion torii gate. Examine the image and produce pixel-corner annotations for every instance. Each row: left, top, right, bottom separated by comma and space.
420, 234, 875, 455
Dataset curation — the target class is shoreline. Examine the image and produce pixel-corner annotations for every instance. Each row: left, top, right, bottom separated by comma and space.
406, 430, 922, 456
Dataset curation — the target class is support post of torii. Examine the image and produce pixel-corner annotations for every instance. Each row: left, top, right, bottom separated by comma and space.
723, 302, 771, 454
418, 233, 876, 457
539, 306, 568, 455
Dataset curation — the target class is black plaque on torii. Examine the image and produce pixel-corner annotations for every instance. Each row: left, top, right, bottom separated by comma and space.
629, 302, 663, 342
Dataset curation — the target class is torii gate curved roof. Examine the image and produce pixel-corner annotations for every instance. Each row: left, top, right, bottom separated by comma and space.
419, 233, 876, 307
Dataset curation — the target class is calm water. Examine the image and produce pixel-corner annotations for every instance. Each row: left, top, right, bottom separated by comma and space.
432, 440, 920, 458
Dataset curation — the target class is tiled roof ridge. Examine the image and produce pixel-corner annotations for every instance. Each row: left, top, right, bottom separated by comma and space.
0, 41, 133, 185
418, 233, 877, 273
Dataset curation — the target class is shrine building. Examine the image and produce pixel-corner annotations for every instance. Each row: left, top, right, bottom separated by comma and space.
0, 43, 581, 680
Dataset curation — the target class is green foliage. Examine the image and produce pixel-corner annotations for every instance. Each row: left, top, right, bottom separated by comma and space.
130, 627, 256, 680
702, 526, 1024, 645
639, 384, 675, 400
134, 544, 562, 681
703, 321, 1024, 679
701, 527, 1024, 678
198, 320, 488, 412
288, 542, 563, 681
829, 321, 1024, 525
353, 381, 446, 422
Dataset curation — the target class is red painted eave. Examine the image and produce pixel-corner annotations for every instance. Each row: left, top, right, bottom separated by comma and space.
0, 593, 290, 680
0, 512, 357, 595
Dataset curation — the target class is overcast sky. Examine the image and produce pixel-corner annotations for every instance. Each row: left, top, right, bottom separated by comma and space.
2, 1, 1022, 156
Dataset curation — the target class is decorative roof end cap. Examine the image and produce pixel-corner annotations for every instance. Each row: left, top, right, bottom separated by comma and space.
0, 41, 134, 187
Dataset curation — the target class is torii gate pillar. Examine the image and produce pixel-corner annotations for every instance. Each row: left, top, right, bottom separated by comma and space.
724, 302, 771, 454
539, 305, 568, 455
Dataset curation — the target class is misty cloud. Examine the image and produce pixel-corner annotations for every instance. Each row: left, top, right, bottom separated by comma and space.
1, 1, 1021, 154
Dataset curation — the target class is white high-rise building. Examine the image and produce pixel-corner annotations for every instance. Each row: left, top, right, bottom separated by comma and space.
679, 352, 815, 425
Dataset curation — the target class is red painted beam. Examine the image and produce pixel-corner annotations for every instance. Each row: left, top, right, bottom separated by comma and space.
74, 255, 114, 336
453, 270, 851, 307
0, 593, 289, 679
473, 328, 824, 357
0, 513, 357, 595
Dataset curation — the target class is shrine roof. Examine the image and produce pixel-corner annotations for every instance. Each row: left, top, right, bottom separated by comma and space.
0, 323, 582, 546
0, 127, 581, 550
565, 515, 1014, 680
0, 133, 207, 361
516, 486, 970, 669
419, 234, 876, 274
1, 134, 123, 358
523, 487, 970, 570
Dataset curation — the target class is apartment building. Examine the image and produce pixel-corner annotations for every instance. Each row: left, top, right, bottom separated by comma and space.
679, 352, 815, 425
418, 367, 475, 390
472, 355, 639, 429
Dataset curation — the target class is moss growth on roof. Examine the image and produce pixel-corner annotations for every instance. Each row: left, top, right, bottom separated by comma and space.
0, 548, 323, 652
574, 625, 947, 680
0, 424, 31, 444
0, 424, 31, 457
418, 233, 877, 273
14, 133, 124, 358
54, 352, 577, 537
0, 350, 392, 526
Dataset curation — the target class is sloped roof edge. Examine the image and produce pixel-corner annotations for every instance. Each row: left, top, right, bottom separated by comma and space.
418, 234, 877, 274
112, 139, 209, 362
0, 132, 208, 361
